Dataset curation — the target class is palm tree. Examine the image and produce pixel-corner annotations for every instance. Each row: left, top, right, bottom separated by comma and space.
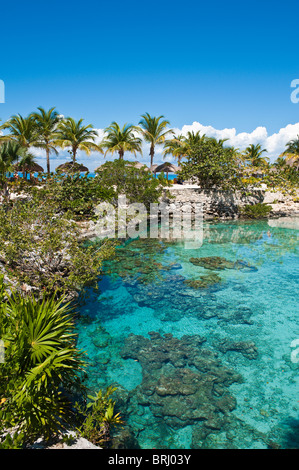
137, 113, 173, 167
0, 113, 39, 149
163, 131, 206, 163
55, 117, 101, 164
0, 141, 17, 178
206, 136, 229, 148
100, 121, 142, 160
281, 135, 299, 170
0, 142, 29, 195
163, 134, 185, 164
32, 107, 61, 175
243, 143, 269, 167
228, 146, 243, 169
184, 131, 206, 146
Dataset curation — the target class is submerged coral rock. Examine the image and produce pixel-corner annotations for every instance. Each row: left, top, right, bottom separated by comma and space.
110, 426, 140, 449
184, 273, 222, 289
104, 239, 170, 285
121, 332, 243, 431
189, 256, 234, 270
189, 256, 257, 272
217, 339, 258, 360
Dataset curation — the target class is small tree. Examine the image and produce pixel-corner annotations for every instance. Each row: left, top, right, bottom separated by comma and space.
178, 139, 241, 189
95, 159, 169, 209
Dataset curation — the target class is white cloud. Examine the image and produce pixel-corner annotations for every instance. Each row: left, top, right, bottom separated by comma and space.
173, 121, 299, 159
31, 121, 299, 172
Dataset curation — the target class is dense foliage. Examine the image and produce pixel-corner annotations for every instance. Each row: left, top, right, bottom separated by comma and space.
239, 203, 272, 219
178, 139, 241, 189
0, 280, 123, 447
75, 386, 123, 447
95, 159, 171, 209
0, 198, 115, 295
0, 283, 84, 444
31, 172, 115, 220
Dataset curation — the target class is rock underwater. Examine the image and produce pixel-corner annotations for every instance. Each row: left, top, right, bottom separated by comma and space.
120, 332, 243, 433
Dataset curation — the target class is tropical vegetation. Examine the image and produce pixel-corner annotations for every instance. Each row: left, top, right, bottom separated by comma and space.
100, 121, 142, 160
0, 279, 122, 447
54, 117, 101, 165
177, 136, 241, 189
136, 113, 173, 167
32, 107, 61, 174
0, 106, 298, 448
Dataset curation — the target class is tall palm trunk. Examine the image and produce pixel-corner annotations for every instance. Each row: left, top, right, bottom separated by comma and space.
150, 144, 155, 167
46, 148, 50, 174
119, 149, 124, 160
72, 147, 77, 164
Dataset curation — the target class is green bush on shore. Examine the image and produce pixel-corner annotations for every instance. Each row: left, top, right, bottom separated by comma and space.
0, 278, 123, 448
239, 203, 272, 219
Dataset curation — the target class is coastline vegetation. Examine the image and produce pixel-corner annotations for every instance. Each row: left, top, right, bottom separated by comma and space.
0, 108, 298, 448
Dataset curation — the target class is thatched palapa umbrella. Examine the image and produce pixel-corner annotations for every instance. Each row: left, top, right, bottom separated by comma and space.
14, 161, 44, 180
154, 162, 180, 179
284, 155, 299, 171
127, 161, 150, 171
150, 164, 158, 173
14, 162, 44, 173
55, 162, 89, 173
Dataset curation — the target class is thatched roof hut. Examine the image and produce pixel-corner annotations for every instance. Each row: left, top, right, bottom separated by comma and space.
55, 162, 89, 173
285, 155, 299, 170
127, 161, 150, 171
241, 167, 265, 177
14, 162, 44, 173
150, 164, 158, 173
154, 162, 180, 179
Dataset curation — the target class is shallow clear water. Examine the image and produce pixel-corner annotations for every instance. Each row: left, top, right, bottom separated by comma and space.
76, 219, 299, 449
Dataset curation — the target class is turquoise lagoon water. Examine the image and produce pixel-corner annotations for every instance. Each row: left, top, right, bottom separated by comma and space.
76, 219, 299, 449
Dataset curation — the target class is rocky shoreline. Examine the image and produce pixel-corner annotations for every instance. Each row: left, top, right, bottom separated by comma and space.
79, 187, 299, 242
164, 186, 299, 219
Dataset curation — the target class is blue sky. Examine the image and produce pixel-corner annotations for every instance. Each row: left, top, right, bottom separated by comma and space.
1, 0, 299, 169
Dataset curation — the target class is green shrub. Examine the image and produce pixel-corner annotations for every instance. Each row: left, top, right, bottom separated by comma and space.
0, 280, 85, 444
75, 386, 123, 447
0, 199, 115, 295
30, 173, 115, 221
239, 203, 272, 219
95, 160, 170, 210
